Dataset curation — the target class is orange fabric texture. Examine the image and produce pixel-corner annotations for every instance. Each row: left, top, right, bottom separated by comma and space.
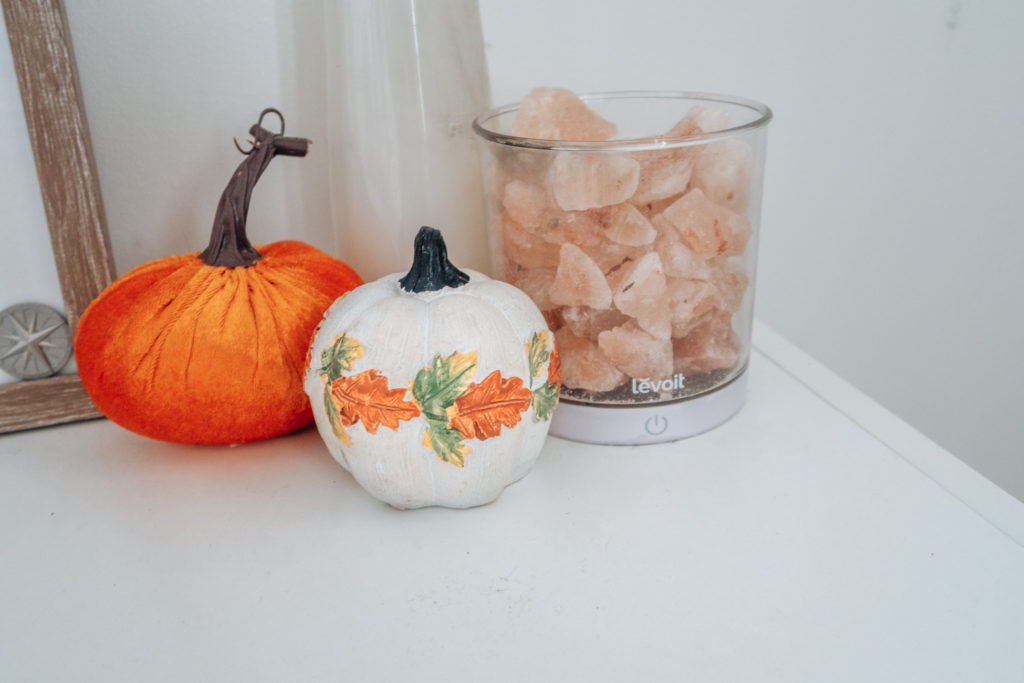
75, 241, 362, 444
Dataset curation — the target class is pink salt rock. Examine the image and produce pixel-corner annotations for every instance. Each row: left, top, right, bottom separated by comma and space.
726, 211, 752, 257
597, 203, 656, 246
555, 328, 627, 392
542, 309, 563, 333
651, 214, 712, 279
494, 145, 556, 182
637, 194, 685, 219
631, 99, 721, 208
502, 179, 554, 231
665, 104, 731, 138
597, 322, 673, 381
608, 252, 671, 340
512, 87, 617, 141
579, 240, 645, 276
667, 277, 718, 338
691, 138, 754, 213
631, 150, 693, 205
505, 265, 557, 312
709, 260, 749, 313
660, 188, 748, 259
502, 217, 561, 269
550, 152, 640, 211
549, 243, 612, 309
560, 305, 630, 341
545, 210, 605, 247
673, 310, 740, 375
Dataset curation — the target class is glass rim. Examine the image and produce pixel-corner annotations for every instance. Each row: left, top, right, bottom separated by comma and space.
472, 90, 772, 152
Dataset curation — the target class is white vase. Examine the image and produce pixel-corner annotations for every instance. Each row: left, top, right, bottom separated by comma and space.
324, 0, 492, 281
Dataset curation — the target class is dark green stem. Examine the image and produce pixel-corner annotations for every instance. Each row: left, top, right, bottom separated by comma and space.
398, 226, 470, 292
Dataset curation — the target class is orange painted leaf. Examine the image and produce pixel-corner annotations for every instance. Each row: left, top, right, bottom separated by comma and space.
547, 340, 562, 388
329, 369, 420, 434
449, 370, 532, 440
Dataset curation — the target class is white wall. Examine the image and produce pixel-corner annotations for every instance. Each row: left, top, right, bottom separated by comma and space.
3, 1, 1021, 497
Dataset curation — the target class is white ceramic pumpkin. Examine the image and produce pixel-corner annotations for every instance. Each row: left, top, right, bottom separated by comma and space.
305, 227, 560, 509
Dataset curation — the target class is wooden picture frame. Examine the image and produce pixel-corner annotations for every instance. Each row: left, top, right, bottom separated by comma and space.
0, 0, 115, 433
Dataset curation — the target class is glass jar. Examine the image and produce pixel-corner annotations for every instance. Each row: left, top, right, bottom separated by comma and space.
473, 91, 771, 444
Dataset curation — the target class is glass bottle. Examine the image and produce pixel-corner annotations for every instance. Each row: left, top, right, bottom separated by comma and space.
324, 0, 492, 281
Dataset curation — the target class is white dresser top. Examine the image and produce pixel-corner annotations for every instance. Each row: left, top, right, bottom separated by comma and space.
2, 322, 1022, 682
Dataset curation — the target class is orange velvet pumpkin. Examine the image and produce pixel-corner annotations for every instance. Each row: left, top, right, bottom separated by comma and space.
75, 109, 362, 444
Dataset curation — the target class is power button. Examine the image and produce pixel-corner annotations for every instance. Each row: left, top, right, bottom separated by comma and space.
644, 415, 668, 436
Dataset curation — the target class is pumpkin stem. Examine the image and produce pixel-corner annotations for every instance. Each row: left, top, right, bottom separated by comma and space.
199, 108, 310, 267
399, 226, 470, 292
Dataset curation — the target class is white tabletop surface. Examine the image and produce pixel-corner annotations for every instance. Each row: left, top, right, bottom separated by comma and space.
2, 322, 1023, 682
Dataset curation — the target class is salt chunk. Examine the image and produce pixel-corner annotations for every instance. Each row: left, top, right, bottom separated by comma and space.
664, 105, 752, 213
651, 215, 712, 279
597, 322, 673, 380
710, 260, 749, 313
723, 210, 752, 257
543, 309, 563, 332
632, 99, 722, 207
561, 305, 630, 340
609, 252, 671, 340
502, 180, 553, 231
668, 278, 718, 338
546, 210, 604, 247
555, 328, 627, 392
581, 241, 645, 275
505, 265, 557, 312
691, 138, 754, 213
598, 203, 656, 246
550, 152, 640, 211
666, 104, 731, 138
512, 87, 617, 141
496, 145, 555, 181
673, 311, 740, 375
549, 243, 612, 309
660, 188, 747, 259
631, 150, 693, 205
502, 217, 561, 269
637, 194, 685, 219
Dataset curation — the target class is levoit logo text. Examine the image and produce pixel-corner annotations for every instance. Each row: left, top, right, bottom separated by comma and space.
631, 374, 686, 395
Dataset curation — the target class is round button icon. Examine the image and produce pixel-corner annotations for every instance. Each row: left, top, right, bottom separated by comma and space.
644, 415, 668, 436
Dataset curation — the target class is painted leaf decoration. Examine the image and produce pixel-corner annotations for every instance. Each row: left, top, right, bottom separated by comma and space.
319, 333, 364, 381
526, 330, 551, 379
547, 341, 562, 388
411, 350, 478, 420
421, 421, 470, 467
323, 383, 351, 445
449, 370, 532, 440
411, 350, 477, 465
531, 381, 559, 422
329, 369, 420, 434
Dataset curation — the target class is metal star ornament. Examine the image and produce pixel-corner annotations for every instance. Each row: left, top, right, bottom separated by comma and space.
0, 303, 73, 380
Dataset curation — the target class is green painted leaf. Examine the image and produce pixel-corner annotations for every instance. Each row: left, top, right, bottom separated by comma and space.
531, 382, 559, 422
410, 350, 478, 420
527, 331, 551, 379
319, 333, 363, 381
421, 417, 470, 467
324, 383, 351, 444
411, 350, 477, 467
